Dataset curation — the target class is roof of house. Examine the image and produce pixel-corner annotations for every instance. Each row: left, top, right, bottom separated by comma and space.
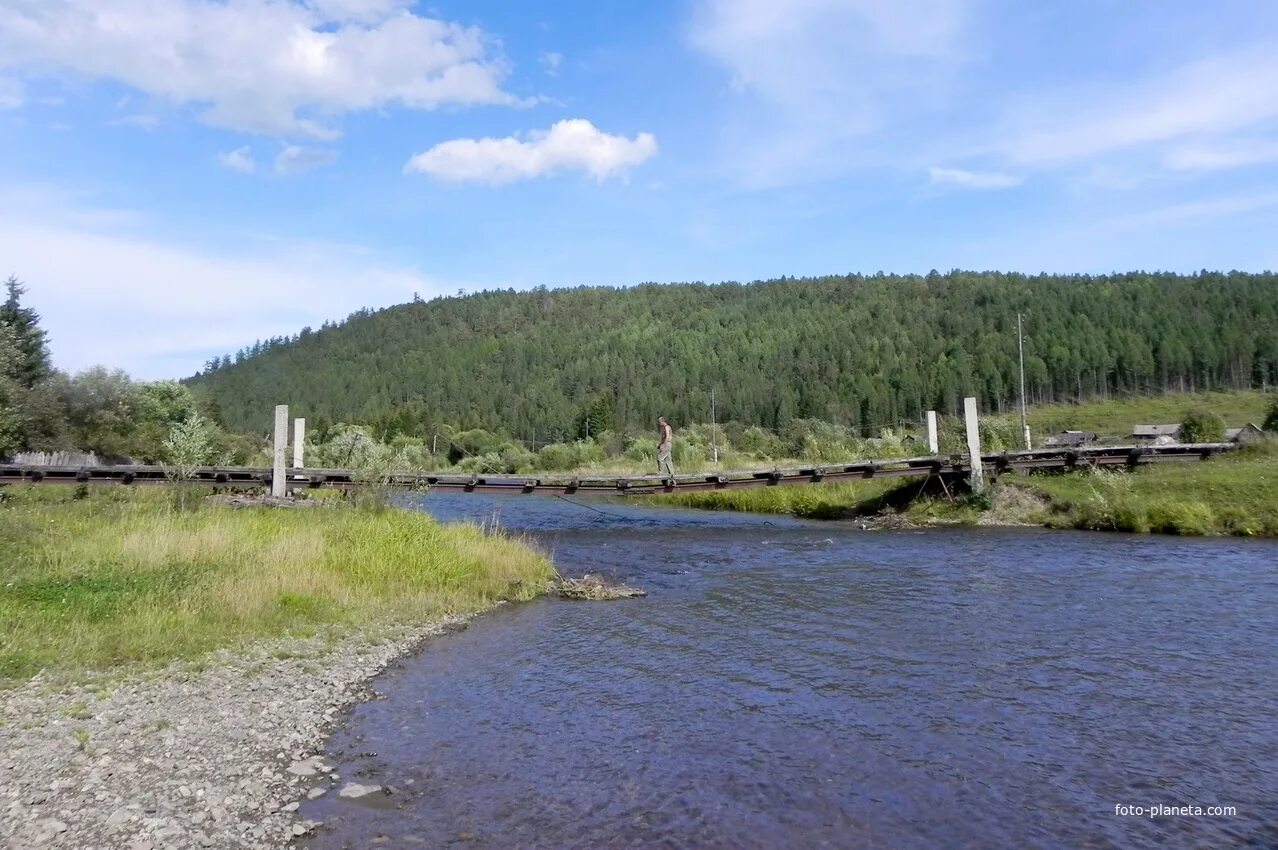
1225, 423, 1263, 439
1044, 430, 1098, 446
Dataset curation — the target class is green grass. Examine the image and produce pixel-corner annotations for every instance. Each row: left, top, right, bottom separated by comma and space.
645, 478, 909, 519
0, 486, 554, 684
647, 436, 1278, 538
1020, 437, 1278, 536
1026, 390, 1272, 439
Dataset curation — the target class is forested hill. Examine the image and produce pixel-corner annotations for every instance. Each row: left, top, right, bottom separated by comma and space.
187, 271, 1278, 439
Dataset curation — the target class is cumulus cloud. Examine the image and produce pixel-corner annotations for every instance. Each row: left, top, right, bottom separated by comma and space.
218, 146, 257, 173
0, 0, 519, 138
929, 166, 1021, 189
275, 144, 338, 174
404, 119, 657, 185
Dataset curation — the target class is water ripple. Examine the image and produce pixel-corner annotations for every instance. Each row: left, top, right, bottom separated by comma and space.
303, 495, 1278, 850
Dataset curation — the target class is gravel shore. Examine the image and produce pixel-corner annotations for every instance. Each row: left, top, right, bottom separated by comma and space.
0, 618, 469, 849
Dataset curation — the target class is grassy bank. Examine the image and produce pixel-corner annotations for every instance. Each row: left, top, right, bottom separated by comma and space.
0, 486, 554, 683
643, 478, 907, 519
1026, 389, 1271, 438
651, 438, 1278, 538
1023, 438, 1278, 535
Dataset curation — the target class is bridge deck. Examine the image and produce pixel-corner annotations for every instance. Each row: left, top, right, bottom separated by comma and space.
0, 443, 1237, 495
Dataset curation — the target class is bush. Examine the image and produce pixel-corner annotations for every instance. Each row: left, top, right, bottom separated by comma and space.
1264, 395, 1278, 432
729, 425, 786, 459
535, 440, 605, 471
1179, 410, 1226, 443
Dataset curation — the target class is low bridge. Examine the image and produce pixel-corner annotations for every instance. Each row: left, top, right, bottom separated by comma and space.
0, 443, 1237, 496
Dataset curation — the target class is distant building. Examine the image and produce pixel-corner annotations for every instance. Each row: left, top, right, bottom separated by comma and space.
1044, 430, 1098, 447
1131, 424, 1181, 443
1225, 423, 1264, 444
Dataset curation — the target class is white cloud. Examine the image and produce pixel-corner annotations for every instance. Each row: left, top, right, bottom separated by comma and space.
1003, 52, 1278, 166
305, 0, 410, 24
219, 146, 257, 174
0, 0, 519, 138
539, 51, 563, 76
275, 144, 338, 174
1164, 139, 1278, 172
688, 0, 974, 184
0, 188, 447, 378
0, 75, 22, 109
929, 166, 1021, 189
405, 119, 657, 185
1105, 191, 1278, 231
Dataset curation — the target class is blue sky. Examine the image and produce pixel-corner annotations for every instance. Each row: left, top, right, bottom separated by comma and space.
2, 0, 1278, 379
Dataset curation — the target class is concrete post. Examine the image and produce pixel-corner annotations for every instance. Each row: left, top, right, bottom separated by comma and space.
272, 405, 288, 498
925, 410, 939, 454
963, 396, 984, 493
293, 418, 305, 469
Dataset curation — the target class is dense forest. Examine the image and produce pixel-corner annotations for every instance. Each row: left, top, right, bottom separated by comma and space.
187, 271, 1278, 442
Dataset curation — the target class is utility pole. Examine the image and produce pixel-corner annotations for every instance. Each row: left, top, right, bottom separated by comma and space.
1018, 312, 1031, 450
711, 388, 719, 465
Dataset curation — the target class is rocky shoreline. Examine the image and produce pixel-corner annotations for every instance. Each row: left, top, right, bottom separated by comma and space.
0, 617, 471, 849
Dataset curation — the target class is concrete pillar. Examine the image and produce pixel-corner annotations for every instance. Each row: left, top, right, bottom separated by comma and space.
925, 410, 939, 454
272, 405, 288, 498
293, 418, 305, 469
964, 396, 984, 493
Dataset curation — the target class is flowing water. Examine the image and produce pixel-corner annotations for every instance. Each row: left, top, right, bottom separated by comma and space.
300, 495, 1278, 849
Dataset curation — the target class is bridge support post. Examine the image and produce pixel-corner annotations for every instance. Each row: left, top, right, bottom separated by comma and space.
293, 418, 306, 470
272, 405, 288, 498
926, 410, 939, 454
963, 396, 984, 493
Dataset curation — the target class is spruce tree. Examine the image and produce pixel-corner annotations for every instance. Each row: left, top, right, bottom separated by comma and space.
0, 276, 51, 389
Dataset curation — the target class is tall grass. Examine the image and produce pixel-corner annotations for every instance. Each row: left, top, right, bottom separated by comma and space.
1023, 436, 1278, 536
1026, 390, 1271, 438
647, 478, 909, 519
0, 486, 554, 683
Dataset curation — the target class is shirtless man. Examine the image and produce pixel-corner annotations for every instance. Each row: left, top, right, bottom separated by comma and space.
657, 417, 675, 478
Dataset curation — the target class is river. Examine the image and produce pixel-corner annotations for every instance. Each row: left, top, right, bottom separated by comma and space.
300, 494, 1278, 849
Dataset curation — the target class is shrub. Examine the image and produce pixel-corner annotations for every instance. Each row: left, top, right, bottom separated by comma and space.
1179, 410, 1225, 443
1264, 395, 1278, 432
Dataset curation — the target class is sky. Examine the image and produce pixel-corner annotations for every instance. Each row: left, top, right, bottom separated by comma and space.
2, 0, 1278, 379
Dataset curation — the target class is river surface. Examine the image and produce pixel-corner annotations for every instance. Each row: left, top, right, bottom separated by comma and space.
301, 495, 1278, 849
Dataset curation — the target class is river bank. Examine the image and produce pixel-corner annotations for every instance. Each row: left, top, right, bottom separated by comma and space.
0, 621, 468, 848
0, 485, 555, 847
650, 437, 1278, 537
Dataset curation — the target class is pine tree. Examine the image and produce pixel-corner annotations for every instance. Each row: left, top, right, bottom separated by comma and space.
0, 276, 51, 388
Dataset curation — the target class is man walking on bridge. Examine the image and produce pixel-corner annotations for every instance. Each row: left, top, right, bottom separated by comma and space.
657, 417, 675, 478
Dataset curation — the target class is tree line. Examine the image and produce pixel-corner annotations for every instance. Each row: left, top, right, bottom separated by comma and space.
0, 276, 253, 462
187, 270, 1278, 440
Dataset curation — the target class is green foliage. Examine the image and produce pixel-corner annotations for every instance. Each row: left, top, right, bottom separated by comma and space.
1263, 395, 1278, 432
162, 413, 212, 473
189, 271, 1278, 440
650, 478, 906, 519
0, 280, 64, 454
161, 413, 213, 512
536, 440, 605, 471
1027, 438, 1278, 536
0, 485, 554, 682
0, 276, 51, 389
574, 395, 616, 440
1027, 390, 1272, 440
1179, 409, 1226, 443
